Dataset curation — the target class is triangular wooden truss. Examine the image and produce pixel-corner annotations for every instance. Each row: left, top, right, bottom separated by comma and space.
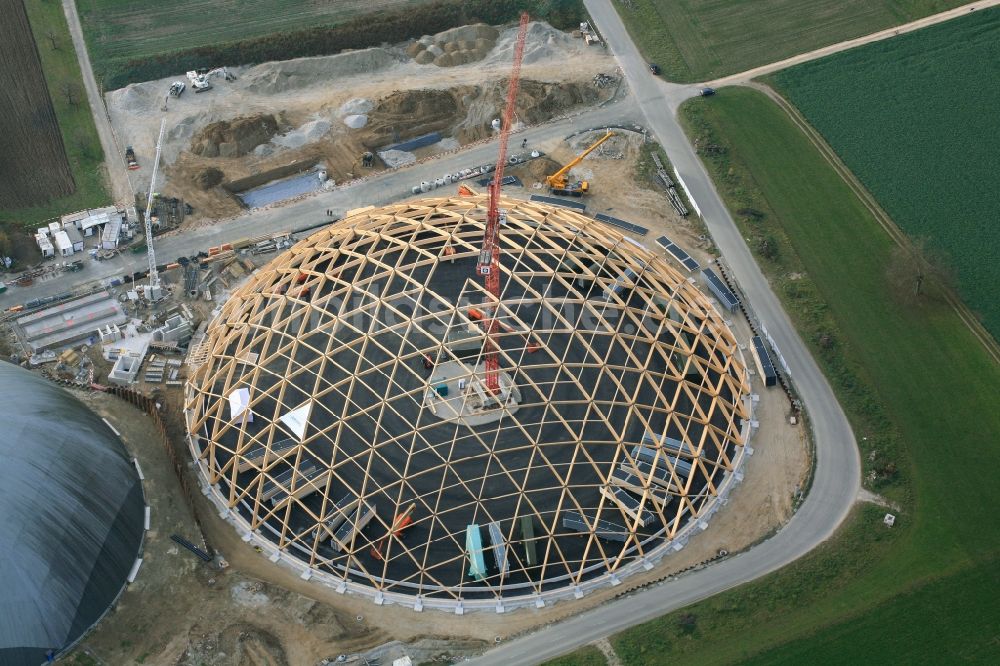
185, 196, 749, 602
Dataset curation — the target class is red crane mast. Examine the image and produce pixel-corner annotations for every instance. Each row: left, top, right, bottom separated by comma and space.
476, 12, 529, 397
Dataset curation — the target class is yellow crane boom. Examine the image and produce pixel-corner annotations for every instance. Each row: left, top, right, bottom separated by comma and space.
545, 129, 614, 195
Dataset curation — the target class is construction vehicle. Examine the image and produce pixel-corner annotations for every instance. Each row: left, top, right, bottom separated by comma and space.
124, 146, 139, 170
142, 119, 167, 301
475, 12, 529, 398
545, 129, 614, 196
370, 503, 415, 561
186, 67, 236, 93
162, 81, 187, 110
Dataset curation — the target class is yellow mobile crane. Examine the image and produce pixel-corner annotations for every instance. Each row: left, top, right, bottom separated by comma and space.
545, 129, 614, 196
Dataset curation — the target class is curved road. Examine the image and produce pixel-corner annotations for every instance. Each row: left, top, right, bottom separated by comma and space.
472, 2, 861, 663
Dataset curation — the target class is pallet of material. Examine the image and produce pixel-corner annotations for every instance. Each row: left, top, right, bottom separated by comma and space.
633, 452, 693, 481
609, 468, 669, 507
331, 502, 375, 553
529, 194, 587, 211
269, 466, 330, 508
466, 524, 487, 580
702, 268, 739, 312
621, 458, 691, 493
655, 236, 699, 271
602, 261, 649, 299
600, 485, 656, 527
320, 494, 360, 541
635, 434, 696, 460
519, 516, 538, 567
751, 335, 778, 387
594, 213, 648, 237
562, 511, 630, 542
260, 461, 317, 502
237, 437, 297, 473
487, 521, 509, 578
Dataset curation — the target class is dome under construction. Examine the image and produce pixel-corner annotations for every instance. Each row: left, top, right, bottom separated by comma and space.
184, 195, 751, 611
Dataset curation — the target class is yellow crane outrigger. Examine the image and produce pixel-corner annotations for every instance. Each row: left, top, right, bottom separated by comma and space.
545, 129, 614, 196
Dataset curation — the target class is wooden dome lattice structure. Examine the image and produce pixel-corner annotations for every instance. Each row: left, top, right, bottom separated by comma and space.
185, 196, 751, 608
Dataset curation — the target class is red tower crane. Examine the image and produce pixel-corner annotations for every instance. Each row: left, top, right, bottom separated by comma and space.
476, 11, 529, 397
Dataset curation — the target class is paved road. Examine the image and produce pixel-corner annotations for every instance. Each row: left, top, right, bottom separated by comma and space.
61, 0, 132, 201
0, 99, 638, 310
472, 2, 862, 663
707, 0, 1000, 86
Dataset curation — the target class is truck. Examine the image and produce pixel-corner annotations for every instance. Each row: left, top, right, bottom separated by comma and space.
124, 146, 139, 170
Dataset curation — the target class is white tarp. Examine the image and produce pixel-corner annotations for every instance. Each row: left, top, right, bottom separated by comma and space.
279, 401, 312, 440
228, 388, 252, 424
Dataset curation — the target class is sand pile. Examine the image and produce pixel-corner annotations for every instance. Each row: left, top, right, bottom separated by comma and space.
338, 98, 373, 116
343, 114, 368, 129
190, 114, 279, 158
378, 149, 416, 168
241, 48, 399, 94
272, 119, 331, 148
487, 21, 581, 67
408, 23, 499, 67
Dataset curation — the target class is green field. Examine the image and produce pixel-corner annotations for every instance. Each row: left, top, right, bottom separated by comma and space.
771, 6, 1000, 341
613, 0, 965, 82
0, 1, 108, 236
552, 86, 1000, 663
78, 0, 419, 68
77, 0, 583, 88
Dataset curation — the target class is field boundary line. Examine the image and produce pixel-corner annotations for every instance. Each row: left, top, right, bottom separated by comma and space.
707, 0, 1000, 86
748, 81, 1000, 366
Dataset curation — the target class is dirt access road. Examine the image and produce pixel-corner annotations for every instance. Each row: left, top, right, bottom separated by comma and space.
707, 0, 1000, 86
61, 0, 133, 202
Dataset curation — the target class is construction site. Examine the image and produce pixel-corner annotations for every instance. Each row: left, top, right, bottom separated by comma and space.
0, 14, 809, 666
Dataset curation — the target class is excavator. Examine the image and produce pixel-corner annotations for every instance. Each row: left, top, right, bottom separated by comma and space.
545, 129, 614, 196
186, 66, 236, 93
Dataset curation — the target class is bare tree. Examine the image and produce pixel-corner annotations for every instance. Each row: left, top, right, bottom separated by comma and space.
44, 29, 58, 50
886, 236, 954, 305
61, 81, 83, 107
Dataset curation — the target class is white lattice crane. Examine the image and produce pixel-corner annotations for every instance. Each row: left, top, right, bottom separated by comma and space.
143, 118, 166, 301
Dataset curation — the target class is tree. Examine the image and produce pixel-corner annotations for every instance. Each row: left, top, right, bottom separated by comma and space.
0, 230, 12, 259
61, 81, 82, 107
677, 612, 698, 635
44, 29, 58, 50
886, 237, 955, 305
74, 130, 98, 161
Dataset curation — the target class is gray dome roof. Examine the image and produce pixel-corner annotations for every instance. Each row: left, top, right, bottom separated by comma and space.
0, 363, 144, 666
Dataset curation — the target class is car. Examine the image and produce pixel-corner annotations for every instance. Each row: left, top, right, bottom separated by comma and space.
649, 63, 661, 75
700, 87, 716, 96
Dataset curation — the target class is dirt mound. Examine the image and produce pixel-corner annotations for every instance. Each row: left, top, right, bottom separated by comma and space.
241, 48, 398, 95
180, 622, 288, 666
193, 167, 224, 190
363, 89, 465, 148
191, 114, 279, 158
517, 80, 601, 123
409, 23, 499, 67
486, 21, 581, 67
453, 79, 601, 142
